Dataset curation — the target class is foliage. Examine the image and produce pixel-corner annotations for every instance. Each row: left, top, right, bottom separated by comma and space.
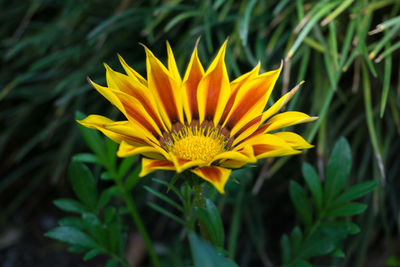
1, 0, 399, 266
281, 138, 377, 266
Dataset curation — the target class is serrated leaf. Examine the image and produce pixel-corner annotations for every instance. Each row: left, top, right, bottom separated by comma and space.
188, 232, 238, 267
289, 181, 313, 227
302, 162, 323, 211
84, 248, 104, 261
327, 202, 367, 217
69, 161, 98, 210
54, 198, 86, 213
45, 226, 96, 248
196, 198, 225, 248
324, 137, 352, 202
333, 180, 377, 206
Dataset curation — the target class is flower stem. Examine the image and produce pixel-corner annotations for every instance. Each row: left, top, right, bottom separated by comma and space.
192, 178, 212, 242
115, 176, 161, 267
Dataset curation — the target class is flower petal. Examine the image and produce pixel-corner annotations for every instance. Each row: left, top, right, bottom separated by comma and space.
139, 158, 176, 177
117, 141, 165, 159
212, 145, 256, 164
219, 146, 255, 168
273, 132, 314, 149
113, 90, 164, 137
118, 54, 148, 86
220, 63, 260, 124
87, 78, 126, 116
182, 42, 204, 123
191, 166, 231, 194
166, 41, 182, 84
104, 64, 167, 132
223, 65, 282, 136
77, 115, 151, 146
261, 82, 302, 124
197, 41, 230, 126
231, 116, 262, 147
144, 46, 183, 128
238, 133, 300, 159
265, 111, 318, 132
170, 155, 206, 173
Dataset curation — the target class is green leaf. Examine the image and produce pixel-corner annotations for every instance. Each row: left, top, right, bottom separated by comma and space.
147, 202, 185, 225
324, 137, 352, 202
321, 220, 361, 235
54, 198, 86, 213
72, 153, 100, 164
45, 226, 96, 248
238, 0, 257, 45
289, 181, 313, 227
58, 217, 85, 229
97, 186, 120, 210
105, 259, 119, 267
84, 248, 104, 261
125, 165, 141, 191
144, 186, 183, 212
280, 234, 291, 264
290, 226, 303, 255
100, 171, 114, 180
327, 202, 367, 217
301, 224, 347, 258
188, 232, 238, 267
69, 161, 98, 210
331, 247, 345, 258
333, 180, 377, 206
196, 198, 225, 248
118, 155, 136, 178
302, 162, 323, 211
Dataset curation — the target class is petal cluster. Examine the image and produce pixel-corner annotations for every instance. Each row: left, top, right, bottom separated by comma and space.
79, 41, 317, 193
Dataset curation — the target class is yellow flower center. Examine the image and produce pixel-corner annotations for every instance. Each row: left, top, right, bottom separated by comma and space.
164, 125, 227, 162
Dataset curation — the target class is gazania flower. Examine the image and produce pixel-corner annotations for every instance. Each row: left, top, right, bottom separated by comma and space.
78, 41, 317, 193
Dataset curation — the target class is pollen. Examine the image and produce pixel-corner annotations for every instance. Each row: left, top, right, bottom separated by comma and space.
164, 125, 227, 162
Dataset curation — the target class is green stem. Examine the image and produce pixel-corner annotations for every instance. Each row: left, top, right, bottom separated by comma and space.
115, 177, 161, 267
106, 156, 160, 266
192, 178, 211, 242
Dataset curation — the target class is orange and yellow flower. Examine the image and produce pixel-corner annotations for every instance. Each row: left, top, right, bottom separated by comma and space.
78, 41, 317, 193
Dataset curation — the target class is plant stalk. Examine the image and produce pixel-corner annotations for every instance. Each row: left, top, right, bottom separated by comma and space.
114, 173, 161, 267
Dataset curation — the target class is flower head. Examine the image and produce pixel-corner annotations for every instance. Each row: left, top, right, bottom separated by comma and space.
78, 41, 317, 193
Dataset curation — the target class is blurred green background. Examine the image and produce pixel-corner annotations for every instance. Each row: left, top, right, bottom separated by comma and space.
1, 0, 399, 266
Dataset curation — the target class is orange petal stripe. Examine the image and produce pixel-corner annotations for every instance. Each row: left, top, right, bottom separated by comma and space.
219, 63, 260, 124
139, 158, 176, 177
197, 41, 230, 126
191, 166, 231, 194
145, 47, 183, 128
182, 44, 204, 123
105, 64, 167, 132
